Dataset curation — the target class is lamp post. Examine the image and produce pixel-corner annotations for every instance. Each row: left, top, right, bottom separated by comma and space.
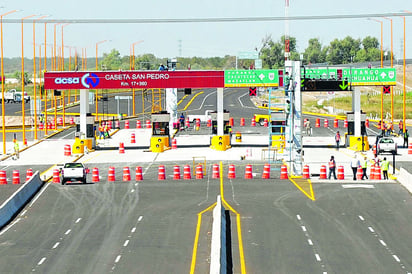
53, 22, 61, 71
1, 9, 18, 155
401, 11, 409, 133
61, 23, 69, 71
131, 40, 143, 116
95, 40, 108, 122
383, 17, 394, 127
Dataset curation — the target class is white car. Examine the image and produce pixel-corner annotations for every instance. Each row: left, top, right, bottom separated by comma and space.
377, 137, 397, 155
61, 162, 88, 185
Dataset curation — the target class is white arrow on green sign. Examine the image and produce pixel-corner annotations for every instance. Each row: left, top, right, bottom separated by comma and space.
225, 70, 279, 87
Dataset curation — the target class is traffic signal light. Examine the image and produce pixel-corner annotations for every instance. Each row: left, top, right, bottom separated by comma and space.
383, 86, 390, 94
249, 87, 257, 96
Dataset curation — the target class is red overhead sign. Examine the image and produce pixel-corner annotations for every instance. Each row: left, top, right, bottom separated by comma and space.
44, 71, 225, 90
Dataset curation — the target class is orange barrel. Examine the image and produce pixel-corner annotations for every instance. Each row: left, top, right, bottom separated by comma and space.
64, 144, 71, 156
212, 164, 220, 179
229, 117, 234, 127
131, 133, 136, 144
52, 169, 60, 183
108, 166, 116, 182
337, 166, 344, 180
372, 144, 377, 155
108, 120, 112, 130
195, 119, 200, 129
263, 119, 268, 127
251, 117, 256, 127
344, 119, 348, 128
146, 120, 151, 129
171, 138, 177, 149
240, 117, 245, 126
315, 118, 320, 128
136, 120, 141, 129
57, 117, 63, 125
183, 165, 191, 180
125, 120, 130, 129
119, 142, 125, 154
375, 165, 382, 180
365, 119, 369, 128
185, 118, 190, 128
280, 165, 288, 179
135, 166, 143, 181
207, 119, 212, 127
158, 165, 166, 180
12, 170, 20, 184
123, 167, 131, 181
26, 168, 33, 182
262, 163, 270, 179
370, 165, 376, 180
302, 165, 310, 179
408, 143, 412, 155
0, 170, 6, 185
356, 166, 363, 180
320, 165, 327, 179
173, 165, 181, 180
92, 167, 100, 182
196, 164, 203, 179
39, 122, 44, 130
115, 120, 120, 129
334, 119, 338, 128
244, 164, 253, 179
69, 117, 74, 125
228, 164, 236, 179
324, 119, 329, 128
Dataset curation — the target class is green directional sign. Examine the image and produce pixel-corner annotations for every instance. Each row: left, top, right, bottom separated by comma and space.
225, 70, 279, 87
342, 68, 396, 86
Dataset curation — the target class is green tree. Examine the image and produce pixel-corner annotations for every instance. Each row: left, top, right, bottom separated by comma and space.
303, 38, 326, 65
100, 49, 122, 70
12, 71, 31, 85
325, 36, 361, 64
362, 36, 379, 51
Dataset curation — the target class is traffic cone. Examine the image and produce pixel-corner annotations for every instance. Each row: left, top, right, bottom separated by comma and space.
344, 119, 348, 128
280, 165, 288, 179
408, 143, 412, 155
337, 166, 344, 180
58, 117, 63, 126
12, 170, 20, 184
240, 117, 245, 126
146, 120, 151, 129
26, 168, 33, 182
251, 117, 256, 127
315, 118, 320, 128
302, 165, 310, 179
370, 165, 376, 180
52, 169, 60, 183
196, 164, 203, 179
183, 165, 191, 180
131, 133, 136, 144
136, 120, 141, 129
158, 165, 166, 180
229, 117, 234, 127
365, 119, 369, 128
171, 138, 177, 149
92, 167, 100, 182
372, 144, 377, 155
356, 166, 363, 180
64, 144, 71, 156
115, 120, 120, 129
108, 120, 112, 130
228, 164, 236, 179
108, 166, 115, 182
375, 165, 382, 180
207, 119, 212, 127
125, 120, 130, 129
69, 117, 74, 125
212, 164, 220, 179
244, 164, 253, 179
262, 163, 270, 179
185, 118, 190, 128
0, 170, 6, 184
320, 165, 327, 179
173, 165, 181, 180
119, 142, 125, 154
195, 119, 200, 130
263, 119, 268, 127
135, 166, 143, 181
39, 122, 44, 130
324, 119, 329, 128
122, 167, 131, 181
334, 119, 338, 128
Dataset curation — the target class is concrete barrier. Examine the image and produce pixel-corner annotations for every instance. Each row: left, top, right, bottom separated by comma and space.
210, 195, 227, 274
0, 171, 44, 229
397, 168, 412, 194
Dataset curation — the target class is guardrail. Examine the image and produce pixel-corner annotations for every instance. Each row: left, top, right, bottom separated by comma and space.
0, 171, 44, 229
210, 195, 227, 274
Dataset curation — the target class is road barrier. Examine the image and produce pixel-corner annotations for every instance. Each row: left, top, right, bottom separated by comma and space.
158, 165, 166, 180
183, 165, 191, 180
26, 169, 33, 182
262, 163, 270, 179
173, 165, 181, 180
228, 164, 236, 179
131, 133, 136, 144
320, 165, 327, 179
52, 169, 60, 183
0, 170, 7, 185
212, 164, 220, 179
92, 167, 100, 182
244, 164, 253, 179
108, 166, 116, 182
135, 166, 143, 181
210, 195, 227, 274
123, 167, 131, 181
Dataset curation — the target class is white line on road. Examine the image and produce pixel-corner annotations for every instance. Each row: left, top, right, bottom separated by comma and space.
308, 239, 313, 246
75, 218, 82, 223
315, 254, 321, 261
358, 215, 365, 221
52, 242, 60, 249
368, 226, 375, 233
296, 214, 301, 220
138, 216, 143, 222
21, 210, 27, 216
38, 257, 46, 265
379, 239, 387, 247
131, 227, 136, 233
0, 218, 21, 236
123, 240, 129, 247
65, 229, 71, 235
115, 255, 121, 263
301, 226, 307, 232
131, 189, 135, 193
393, 255, 400, 262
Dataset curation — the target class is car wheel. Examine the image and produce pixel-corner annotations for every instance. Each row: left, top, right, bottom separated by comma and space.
259, 120, 264, 126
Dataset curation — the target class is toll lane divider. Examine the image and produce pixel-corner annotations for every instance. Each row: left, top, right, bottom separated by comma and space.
0, 171, 43, 229
210, 195, 226, 273
397, 168, 412, 194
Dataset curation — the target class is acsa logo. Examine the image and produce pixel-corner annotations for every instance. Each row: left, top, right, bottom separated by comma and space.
54, 77, 80, 84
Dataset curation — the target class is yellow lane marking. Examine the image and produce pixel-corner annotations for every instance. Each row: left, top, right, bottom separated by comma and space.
289, 175, 316, 201
190, 202, 217, 274
181, 92, 203, 111
177, 95, 188, 106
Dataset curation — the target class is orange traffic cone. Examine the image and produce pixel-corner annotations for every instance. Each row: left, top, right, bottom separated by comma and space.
324, 119, 329, 128
52, 169, 60, 183
158, 165, 166, 180
240, 117, 245, 126
302, 165, 310, 179
92, 167, 100, 182
183, 165, 191, 180
123, 167, 131, 181
280, 165, 288, 179
119, 142, 125, 154
173, 165, 181, 180
131, 133, 136, 144
135, 166, 143, 181
12, 170, 20, 184
64, 144, 71, 156
172, 138, 177, 149
356, 166, 363, 180
136, 120, 141, 129
0, 170, 6, 184
251, 117, 256, 127
337, 166, 344, 180
315, 118, 320, 128
26, 168, 33, 182
125, 120, 130, 129
319, 165, 327, 179
262, 164, 270, 179
228, 164, 236, 179
196, 164, 204, 179
212, 164, 220, 179
108, 166, 116, 182
244, 164, 253, 179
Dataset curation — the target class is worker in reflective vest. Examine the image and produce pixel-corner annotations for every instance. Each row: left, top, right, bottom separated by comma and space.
381, 157, 390, 180
361, 156, 368, 180
328, 155, 337, 180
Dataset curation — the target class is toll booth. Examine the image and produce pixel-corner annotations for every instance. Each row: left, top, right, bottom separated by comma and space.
270, 111, 286, 152
74, 114, 95, 152
346, 111, 369, 151
150, 111, 170, 153
210, 110, 231, 151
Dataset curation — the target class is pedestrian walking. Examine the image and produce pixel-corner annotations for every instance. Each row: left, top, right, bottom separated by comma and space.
99, 123, 105, 139
373, 154, 381, 167
398, 120, 403, 135
328, 155, 337, 180
382, 157, 390, 180
13, 140, 19, 160
350, 155, 360, 181
404, 129, 409, 148
361, 156, 369, 180
335, 131, 341, 150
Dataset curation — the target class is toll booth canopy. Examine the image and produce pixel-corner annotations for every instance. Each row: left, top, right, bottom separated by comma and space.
346, 111, 367, 136
152, 112, 170, 136
210, 110, 230, 135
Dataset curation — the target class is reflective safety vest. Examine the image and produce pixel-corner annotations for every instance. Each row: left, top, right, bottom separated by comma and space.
329, 160, 335, 168
381, 160, 389, 171
362, 160, 368, 169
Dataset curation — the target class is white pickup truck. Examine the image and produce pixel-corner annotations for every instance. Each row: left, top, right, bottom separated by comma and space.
61, 162, 88, 185
187, 110, 213, 123
377, 137, 397, 155
0, 89, 30, 103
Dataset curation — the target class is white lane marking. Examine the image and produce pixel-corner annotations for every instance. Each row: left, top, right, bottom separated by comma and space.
138, 216, 143, 222
65, 229, 71, 235
123, 240, 129, 247
379, 239, 387, 247
358, 215, 365, 221
131, 189, 135, 193
52, 242, 60, 249
315, 254, 321, 261
308, 239, 313, 246
62, 130, 75, 139
301, 226, 307, 232
38, 257, 46, 265
368, 226, 375, 233
342, 184, 375, 189
21, 210, 27, 216
393, 255, 400, 262
296, 214, 301, 220
0, 218, 21, 236
131, 227, 136, 233
115, 255, 121, 263
75, 218, 82, 223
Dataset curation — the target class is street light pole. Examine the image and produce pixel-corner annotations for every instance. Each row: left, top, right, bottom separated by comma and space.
131, 40, 143, 116
95, 40, 108, 122
383, 17, 394, 126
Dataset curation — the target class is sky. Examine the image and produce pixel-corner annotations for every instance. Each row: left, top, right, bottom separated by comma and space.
0, 0, 411, 60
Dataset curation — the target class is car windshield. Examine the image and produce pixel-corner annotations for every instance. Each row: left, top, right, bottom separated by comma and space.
64, 163, 83, 168
380, 139, 394, 144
